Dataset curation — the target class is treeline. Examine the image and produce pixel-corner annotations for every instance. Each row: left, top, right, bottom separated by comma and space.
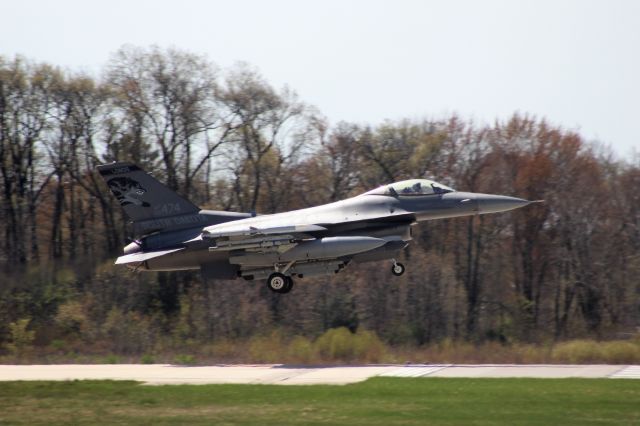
1, 46, 639, 359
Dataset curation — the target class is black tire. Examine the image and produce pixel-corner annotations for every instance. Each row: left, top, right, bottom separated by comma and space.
391, 262, 405, 276
267, 272, 288, 292
281, 276, 294, 294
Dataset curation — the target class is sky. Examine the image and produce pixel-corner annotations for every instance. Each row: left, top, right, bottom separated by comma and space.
2, 0, 639, 156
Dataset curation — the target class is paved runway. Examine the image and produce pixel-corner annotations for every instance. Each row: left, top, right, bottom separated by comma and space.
1, 364, 638, 385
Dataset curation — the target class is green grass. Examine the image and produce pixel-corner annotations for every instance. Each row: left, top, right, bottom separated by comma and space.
0, 378, 639, 425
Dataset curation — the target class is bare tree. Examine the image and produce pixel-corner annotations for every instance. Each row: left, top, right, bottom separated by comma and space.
217, 64, 319, 213
0, 57, 57, 264
105, 46, 228, 203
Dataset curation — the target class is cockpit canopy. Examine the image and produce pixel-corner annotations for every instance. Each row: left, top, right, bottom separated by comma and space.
364, 179, 455, 196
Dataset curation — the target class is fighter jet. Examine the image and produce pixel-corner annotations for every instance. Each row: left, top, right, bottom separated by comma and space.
98, 162, 537, 293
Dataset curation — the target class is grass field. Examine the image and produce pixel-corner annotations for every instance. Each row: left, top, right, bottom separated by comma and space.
1, 378, 639, 425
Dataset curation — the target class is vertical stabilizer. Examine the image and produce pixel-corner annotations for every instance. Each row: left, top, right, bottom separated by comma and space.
97, 162, 200, 223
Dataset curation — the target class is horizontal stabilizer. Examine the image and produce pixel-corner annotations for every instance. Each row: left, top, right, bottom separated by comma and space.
115, 248, 185, 265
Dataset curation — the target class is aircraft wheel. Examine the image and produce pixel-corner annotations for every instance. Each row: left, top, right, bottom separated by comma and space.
391, 262, 405, 276
281, 276, 294, 294
267, 272, 288, 293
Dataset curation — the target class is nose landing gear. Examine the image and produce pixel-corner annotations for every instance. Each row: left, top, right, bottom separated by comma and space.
391, 259, 405, 276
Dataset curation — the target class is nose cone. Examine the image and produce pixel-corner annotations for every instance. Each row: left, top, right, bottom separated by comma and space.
475, 193, 532, 214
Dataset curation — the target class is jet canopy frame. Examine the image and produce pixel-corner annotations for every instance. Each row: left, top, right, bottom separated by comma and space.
364, 179, 455, 197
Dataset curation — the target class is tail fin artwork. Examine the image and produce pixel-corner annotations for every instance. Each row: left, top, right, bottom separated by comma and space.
97, 162, 202, 235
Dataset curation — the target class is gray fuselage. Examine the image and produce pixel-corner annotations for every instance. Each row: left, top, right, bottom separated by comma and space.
136, 189, 530, 280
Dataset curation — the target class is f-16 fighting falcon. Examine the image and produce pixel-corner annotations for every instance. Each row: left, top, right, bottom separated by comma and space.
98, 162, 539, 294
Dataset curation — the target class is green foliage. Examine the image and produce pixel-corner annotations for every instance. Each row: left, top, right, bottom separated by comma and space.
286, 336, 314, 363
5, 318, 35, 356
314, 327, 353, 360
205, 339, 242, 360
314, 327, 387, 363
247, 330, 289, 363
140, 354, 156, 364
49, 339, 66, 351
173, 354, 196, 365
351, 330, 387, 363
102, 308, 158, 354
54, 300, 88, 336
103, 354, 121, 364
54, 268, 76, 285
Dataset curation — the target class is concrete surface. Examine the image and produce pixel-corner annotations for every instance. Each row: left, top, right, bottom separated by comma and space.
0, 364, 637, 385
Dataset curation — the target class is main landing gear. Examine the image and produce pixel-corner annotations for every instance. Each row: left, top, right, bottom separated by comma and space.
267, 272, 294, 294
391, 259, 405, 276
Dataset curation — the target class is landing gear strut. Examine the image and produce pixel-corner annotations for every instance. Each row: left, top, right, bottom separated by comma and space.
266, 272, 294, 294
391, 260, 405, 276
